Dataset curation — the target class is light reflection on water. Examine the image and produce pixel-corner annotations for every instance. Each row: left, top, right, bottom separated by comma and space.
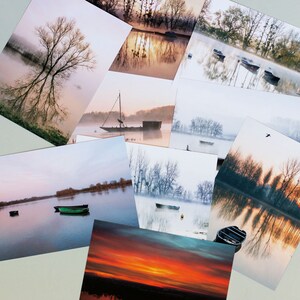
179, 32, 300, 97
0, 188, 138, 261
208, 183, 300, 289
110, 30, 189, 80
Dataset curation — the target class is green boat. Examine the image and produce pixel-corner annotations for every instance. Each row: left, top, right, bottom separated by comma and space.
58, 207, 89, 215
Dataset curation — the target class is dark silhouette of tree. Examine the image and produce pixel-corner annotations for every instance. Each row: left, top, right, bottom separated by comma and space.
162, 0, 186, 30
1, 17, 95, 124
88, 0, 119, 15
195, 181, 213, 203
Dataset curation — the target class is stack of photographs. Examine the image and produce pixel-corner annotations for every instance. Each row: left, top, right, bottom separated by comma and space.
0, 0, 300, 298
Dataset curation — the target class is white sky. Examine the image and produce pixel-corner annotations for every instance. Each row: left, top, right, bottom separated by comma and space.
0, 137, 131, 202
85, 71, 176, 115
173, 79, 300, 135
230, 118, 300, 176
208, 0, 298, 33
11, 0, 131, 133
126, 142, 217, 192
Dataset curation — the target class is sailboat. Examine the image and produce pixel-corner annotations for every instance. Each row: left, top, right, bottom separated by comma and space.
100, 92, 162, 132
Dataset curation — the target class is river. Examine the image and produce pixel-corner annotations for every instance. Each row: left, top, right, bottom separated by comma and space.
207, 183, 300, 289
71, 122, 172, 147
109, 30, 189, 80
0, 187, 138, 261
178, 32, 300, 96
135, 195, 210, 239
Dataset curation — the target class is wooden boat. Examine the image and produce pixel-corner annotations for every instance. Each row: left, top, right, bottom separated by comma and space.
199, 140, 214, 145
156, 203, 180, 210
240, 57, 260, 73
58, 207, 89, 215
164, 31, 177, 38
100, 92, 162, 132
9, 210, 19, 217
214, 226, 246, 253
213, 49, 225, 61
263, 69, 280, 86
54, 204, 88, 212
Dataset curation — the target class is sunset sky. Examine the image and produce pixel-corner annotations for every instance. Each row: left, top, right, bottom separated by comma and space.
0, 137, 131, 202
84, 220, 234, 298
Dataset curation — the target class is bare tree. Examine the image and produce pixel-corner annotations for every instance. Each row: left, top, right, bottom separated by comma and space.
162, 0, 186, 30
1, 17, 95, 124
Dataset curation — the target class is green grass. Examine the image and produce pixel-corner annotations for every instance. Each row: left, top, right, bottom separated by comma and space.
0, 102, 68, 146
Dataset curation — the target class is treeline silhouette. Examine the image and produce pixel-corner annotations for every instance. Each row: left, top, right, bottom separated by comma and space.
81, 105, 175, 124
218, 149, 300, 218
87, 0, 198, 34
81, 275, 223, 300
172, 117, 223, 138
197, 0, 300, 72
0, 178, 131, 207
129, 147, 213, 203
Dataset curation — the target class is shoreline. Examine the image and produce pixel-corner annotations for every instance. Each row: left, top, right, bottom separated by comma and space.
0, 181, 132, 208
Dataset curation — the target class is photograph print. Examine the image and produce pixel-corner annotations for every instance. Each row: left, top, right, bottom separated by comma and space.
87, 0, 205, 79
0, 0, 131, 146
207, 118, 300, 289
127, 142, 217, 239
80, 220, 235, 300
0, 137, 138, 261
170, 79, 300, 162
176, 0, 300, 96
71, 71, 176, 147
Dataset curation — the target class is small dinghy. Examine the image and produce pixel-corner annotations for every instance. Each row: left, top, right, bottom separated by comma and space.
156, 203, 180, 210
9, 210, 19, 217
58, 207, 89, 215
214, 226, 246, 252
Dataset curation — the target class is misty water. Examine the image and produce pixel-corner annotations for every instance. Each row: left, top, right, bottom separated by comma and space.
0, 188, 138, 261
71, 122, 172, 147
178, 32, 300, 96
170, 131, 233, 159
135, 195, 210, 239
207, 183, 300, 289
109, 30, 189, 79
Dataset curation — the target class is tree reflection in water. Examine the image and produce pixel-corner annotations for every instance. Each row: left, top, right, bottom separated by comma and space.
212, 182, 300, 259
110, 30, 188, 78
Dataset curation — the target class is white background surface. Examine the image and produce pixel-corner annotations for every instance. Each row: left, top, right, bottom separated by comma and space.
0, 0, 299, 299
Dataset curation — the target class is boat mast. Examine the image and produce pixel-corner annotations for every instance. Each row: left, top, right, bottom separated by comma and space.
119, 91, 122, 129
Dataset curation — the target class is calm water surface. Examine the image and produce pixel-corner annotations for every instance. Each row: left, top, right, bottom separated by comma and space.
110, 30, 188, 80
208, 183, 300, 289
179, 32, 300, 96
72, 122, 172, 147
0, 188, 138, 261
135, 195, 210, 239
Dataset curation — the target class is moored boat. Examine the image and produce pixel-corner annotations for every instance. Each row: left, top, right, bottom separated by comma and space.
100, 92, 162, 132
156, 203, 180, 210
263, 69, 280, 86
9, 210, 19, 217
240, 57, 260, 73
200, 140, 214, 145
213, 49, 225, 61
54, 204, 88, 212
214, 226, 246, 253
58, 207, 89, 215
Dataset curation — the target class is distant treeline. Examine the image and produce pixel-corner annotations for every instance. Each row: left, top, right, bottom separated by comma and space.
0, 178, 131, 207
5, 34, 42, 66
172, 117, 223, 138
56, 178, 132, 197
81, 105, 175, 124
129, 147, 213, 203
218, 149, 300, 218
196, 0, 300, 72
86, 0, 198, 33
